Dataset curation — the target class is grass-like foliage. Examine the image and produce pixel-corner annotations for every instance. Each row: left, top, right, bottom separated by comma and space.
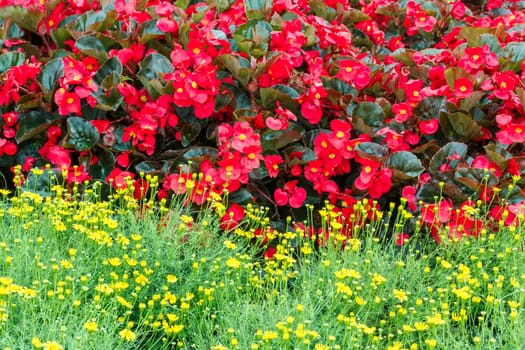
0, 172, 523, 349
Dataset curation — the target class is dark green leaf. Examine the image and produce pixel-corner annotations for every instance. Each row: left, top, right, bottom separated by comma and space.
37, 58, 64, 95
352, 102, 385, 127
217, 54, 253, 87
500, 183, 525, 204
16, 140, 43, 167
75, 34, 115, 61
139, 20, 164, 44
459, 91, 484, 112
385, 151, 424, 179
455, 168, 498, 190
439, 111, 482, 142
415, 96, 447, 120
484, 143, 512, 171
67, 10, 107, 32
326, 78, 358, 96
215, 93, 233, 112
354, 142, 389, 160
89, 149, 115, 180
0, 52, 24, 74
429, 141, 468, 174
0, 6, 44, 32
227, 188, 254, 204
183, 147, 218, 161
16, 110, 59, 143
113, 128, 132, 152
223, 83, 252, 110
180, 123, 202, 147
93, 56, 123, 85
283, 146, 316, 165
260, 85, 300, 110
51, 27, 72, 48
95, 88, 124, 111
138, 53, 174, 80
22, 169, 62, 197
135, 161, 161, 174
261, 123, 304, 151
67, 117, 100, 151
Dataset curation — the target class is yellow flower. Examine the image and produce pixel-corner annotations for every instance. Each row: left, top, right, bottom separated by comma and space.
167, 274, 178, 284
42, 342, 63, 350
84, 320, 98, 332
226, 257, 241, 269
31, 338, 42, 348
119, 328, 136, 341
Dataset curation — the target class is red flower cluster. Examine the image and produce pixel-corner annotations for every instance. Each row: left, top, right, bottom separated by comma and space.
420, 199, 483, 243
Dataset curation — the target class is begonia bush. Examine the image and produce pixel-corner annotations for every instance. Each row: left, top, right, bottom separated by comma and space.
1, 0, 525, 241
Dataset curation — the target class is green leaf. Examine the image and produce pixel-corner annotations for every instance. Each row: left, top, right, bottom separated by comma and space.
444, 67, 472, 91
180, 123, 202, 147
222, 83, 252, 110
37, 58, 64, 95
89, 149, 115, 180
439, 111, 482, 142
217, 54, 253, 87
75, 34, 117, 61
93, 56, 123, 85
16, 109, 59, 143
15, 140, 43, 167
503, 42, 525, 62
352, 102, 385, 127
261, 123, 304, 151
385, 151, 424, 179
326, 78, 358, 97
67, 117, 100, 151
215, 0, 233, 12
484, 143, 512, 171
175, 0, 191, 10
354, 142, 389, 161
415, 96, 447, 120
50, 27, 72, 48
67, 10, 107, 32
480, 34, 502, 57
227, 188, 254, 204
183, 147, 218, 161
139, 20, 165, 44
22, 169, 62, 197
459, 91, 484, 112
0, 51, 24, 74
138, 53, 174, 80
455, 168, 498, 191
0, 6, 44, 32
95, 88, 124, 111
283, 146, 316, 165
500, 183, 525, 204
113, 128, 131, 152
245, 0, 272, 20
135, 161, 161, 174
429, 141, 468, 174
260, 85, 300, 110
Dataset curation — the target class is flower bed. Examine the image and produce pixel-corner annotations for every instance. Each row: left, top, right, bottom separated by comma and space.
1, 0, 525, 242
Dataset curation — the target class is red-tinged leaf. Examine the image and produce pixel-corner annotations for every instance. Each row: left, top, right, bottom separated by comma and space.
0, 6, 43, 33
444, 67, 472, 91
429, 142, 468, 175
